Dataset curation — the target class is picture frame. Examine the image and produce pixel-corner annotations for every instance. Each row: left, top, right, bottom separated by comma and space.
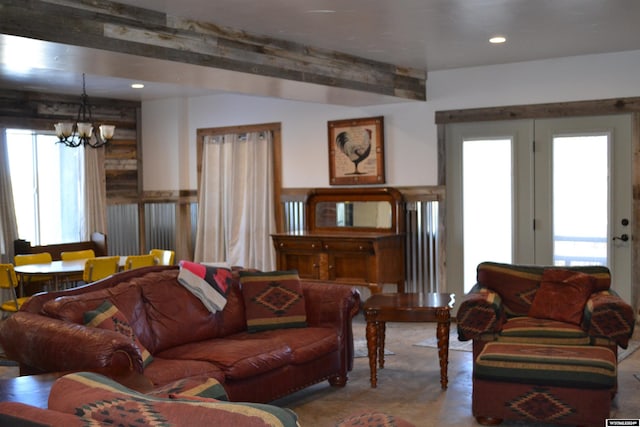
327, 116, 385, 185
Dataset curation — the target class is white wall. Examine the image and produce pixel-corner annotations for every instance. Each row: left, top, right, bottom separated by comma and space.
142, 49, 640, 191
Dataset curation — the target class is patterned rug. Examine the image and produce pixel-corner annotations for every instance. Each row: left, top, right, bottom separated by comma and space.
412, 329, 473, 352
353, 340, 394, 358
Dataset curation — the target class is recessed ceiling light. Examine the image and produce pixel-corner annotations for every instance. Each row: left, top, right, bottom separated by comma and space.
306, 9, 336, 13
489, 36, 506, 44
131, 83, 144, 89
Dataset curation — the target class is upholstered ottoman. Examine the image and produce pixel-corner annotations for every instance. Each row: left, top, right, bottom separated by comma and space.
473, 342, 616, 427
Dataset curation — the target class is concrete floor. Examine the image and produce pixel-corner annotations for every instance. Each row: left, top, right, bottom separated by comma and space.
273, 314, 640, 426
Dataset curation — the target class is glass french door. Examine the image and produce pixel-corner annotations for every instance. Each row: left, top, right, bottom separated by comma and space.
446, 115, 632, 305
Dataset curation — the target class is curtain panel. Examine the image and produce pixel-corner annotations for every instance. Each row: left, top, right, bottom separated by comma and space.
0, 129, 19, 263
194, 131, 276, 271
83, 147, 107, 239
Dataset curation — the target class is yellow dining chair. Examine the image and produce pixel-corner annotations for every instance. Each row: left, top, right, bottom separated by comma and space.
124, 254, 157, 270
83, 256, 120, 283
60, 249, 96, 287
149, 249, 175, 266
60, 249, 96, 260
14, 252, 54, 294
0, 264, 30, 318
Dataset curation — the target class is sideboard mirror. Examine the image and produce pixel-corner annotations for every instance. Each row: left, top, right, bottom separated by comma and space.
307, 187, 404, 234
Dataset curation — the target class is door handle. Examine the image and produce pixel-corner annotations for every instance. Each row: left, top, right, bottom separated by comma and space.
613, 234, 629, 242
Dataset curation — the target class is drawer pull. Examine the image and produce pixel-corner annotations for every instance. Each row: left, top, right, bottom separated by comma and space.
279, 243, 284, 247
311, 243, 315, 248
359, 245, 364, 250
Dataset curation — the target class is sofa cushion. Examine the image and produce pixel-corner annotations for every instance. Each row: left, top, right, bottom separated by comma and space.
42, 282, 153, 347
148, 376, 229, 401
476, 262, 542, 316
136, 270, 223, 353
239, 270, 307, 332
156, 336, 293, 380
47, 372, 299, 427
248, 327, 339, 364
83, 300, 154, 368
529, 269, 595, 326
498, 317, 591, 346
143, 357, 226, 386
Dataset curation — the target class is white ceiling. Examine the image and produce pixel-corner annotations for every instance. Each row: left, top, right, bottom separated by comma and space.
2, 0, 640, 102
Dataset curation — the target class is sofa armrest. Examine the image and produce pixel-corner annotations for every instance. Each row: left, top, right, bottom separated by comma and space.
584, 290, 635, 348
456, 286, 505, 341
0, 312, 143, 374
301, 281, 361, 328
300, 281, 361, 371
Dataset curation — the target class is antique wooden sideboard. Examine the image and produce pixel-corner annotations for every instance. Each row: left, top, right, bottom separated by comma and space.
272, 187, 406, 294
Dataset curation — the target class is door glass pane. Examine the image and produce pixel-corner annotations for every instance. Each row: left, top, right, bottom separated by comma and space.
553, 135, 608, 266
463, 139, 512, 291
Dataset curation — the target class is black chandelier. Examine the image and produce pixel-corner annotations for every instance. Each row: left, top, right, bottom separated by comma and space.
54, 73, 115, 148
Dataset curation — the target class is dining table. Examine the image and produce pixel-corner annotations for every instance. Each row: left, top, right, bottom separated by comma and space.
14, 257, 126, 297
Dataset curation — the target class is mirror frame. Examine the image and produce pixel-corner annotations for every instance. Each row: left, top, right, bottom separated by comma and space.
307, 187, 405, 234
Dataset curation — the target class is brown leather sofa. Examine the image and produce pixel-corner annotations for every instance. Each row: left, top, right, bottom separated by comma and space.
0, 265, 361, 403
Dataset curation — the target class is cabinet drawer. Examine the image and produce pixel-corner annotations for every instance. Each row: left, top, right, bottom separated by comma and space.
322, 240, 373, 252
274, 238, 322, 251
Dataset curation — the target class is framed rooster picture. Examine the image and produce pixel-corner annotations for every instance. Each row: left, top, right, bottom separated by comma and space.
327, 116, 385, 185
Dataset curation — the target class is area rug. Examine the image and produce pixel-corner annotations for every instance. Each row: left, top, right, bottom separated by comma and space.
353, 340, 394, 358
412, 329, 472, 352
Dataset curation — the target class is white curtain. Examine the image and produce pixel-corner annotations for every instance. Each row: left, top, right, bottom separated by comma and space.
83, 146, 107, 239
0, 129, 19, 264
194, 131, 276, 270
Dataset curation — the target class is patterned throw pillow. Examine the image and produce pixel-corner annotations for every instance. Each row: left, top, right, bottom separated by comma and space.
477, 262, 543, 316
177, 261, 233, 312
84, 300, 154, 368
528, 269, 596, 326
239, 270, 307, 333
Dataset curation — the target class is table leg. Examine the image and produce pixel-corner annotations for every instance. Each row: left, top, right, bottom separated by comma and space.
378, 321, 386, 369
435, 307, 450, 389
365, 318, 378, 388
18, 273, 25, 298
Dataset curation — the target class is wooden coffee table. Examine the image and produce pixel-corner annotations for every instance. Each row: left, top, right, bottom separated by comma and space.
363, 292, 455, 389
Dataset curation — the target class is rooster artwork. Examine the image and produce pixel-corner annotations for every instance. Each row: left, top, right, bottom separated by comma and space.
328, 116, 384, 185
335, 127, 372, 175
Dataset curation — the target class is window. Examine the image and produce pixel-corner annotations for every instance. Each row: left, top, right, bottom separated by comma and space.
6, 129, 84, 245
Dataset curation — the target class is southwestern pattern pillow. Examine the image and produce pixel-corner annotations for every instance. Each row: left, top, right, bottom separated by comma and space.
528, 269, 595, 326
476, 262, 543, 316
239, 270, 307, 333
84, 300, 154, 368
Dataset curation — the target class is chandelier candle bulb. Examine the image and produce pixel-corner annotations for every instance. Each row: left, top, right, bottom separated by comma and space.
77, 123, 92, 138
99, 125, 115, 140
54, 73, 115, 148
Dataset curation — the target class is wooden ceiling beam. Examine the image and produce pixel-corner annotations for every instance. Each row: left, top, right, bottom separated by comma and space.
0, 0, 426, 101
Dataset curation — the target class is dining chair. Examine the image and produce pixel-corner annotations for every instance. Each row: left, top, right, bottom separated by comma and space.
149, 249, 175, 266
14, 252, 54, 294
124, 254, 157, 270
60, 249, 96, 287
83, 257, 120, 283
60, 249, 96, 260
0, 264, 30, 318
